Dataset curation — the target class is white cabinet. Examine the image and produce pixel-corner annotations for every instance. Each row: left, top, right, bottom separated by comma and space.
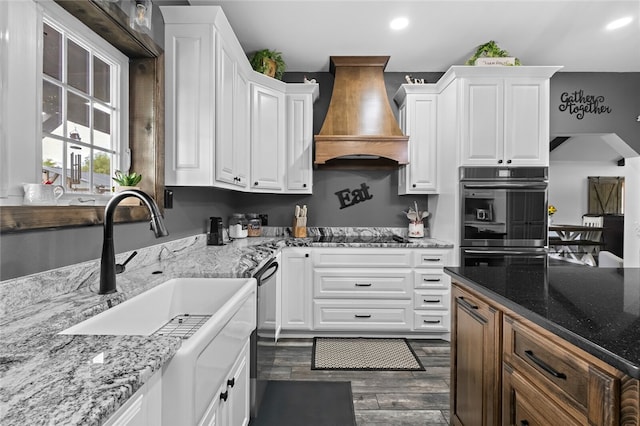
412, 249, 451, 337
198, 341, 250, 426
281, 247, 313, 330
457, 69, 560, 167
394, 88, 438, 194
103, 371, 162, 426
214, 34, 248, 189
163, 6, 317, 193
250, 81, 286, 192
285, 84, 319, 193
163, 13, 215, 186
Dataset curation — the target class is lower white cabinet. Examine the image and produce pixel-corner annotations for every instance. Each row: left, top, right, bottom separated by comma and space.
198, 341, 250, 426
281, 247, 452, 338
103, 371, 162, 426
281, 247, 313, 330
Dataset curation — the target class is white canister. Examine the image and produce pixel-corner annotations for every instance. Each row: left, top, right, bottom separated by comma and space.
408, 222, 424, 238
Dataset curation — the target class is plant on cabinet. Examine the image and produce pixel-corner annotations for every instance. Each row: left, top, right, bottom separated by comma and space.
112, 170, 143, 205
465, 40, 521, 66
249, 49, 286, 80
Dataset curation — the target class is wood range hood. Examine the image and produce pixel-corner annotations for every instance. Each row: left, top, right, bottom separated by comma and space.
314, 56, 409, 169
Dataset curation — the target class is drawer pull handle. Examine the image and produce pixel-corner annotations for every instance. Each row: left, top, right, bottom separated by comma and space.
424, 278, 441, 282
227, 378, 235, 388
355, 283, 372, 287
423, 319, 441, 324
524, 350, 567, 380
457, 297, 478, 310
355, 314, 372, 318
220, 390, 229, 402
424, 299, 441, 303
423, 258, 441, 262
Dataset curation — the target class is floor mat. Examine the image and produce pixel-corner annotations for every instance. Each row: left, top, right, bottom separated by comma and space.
311, 337, 425, 371
249, 380, 356, 426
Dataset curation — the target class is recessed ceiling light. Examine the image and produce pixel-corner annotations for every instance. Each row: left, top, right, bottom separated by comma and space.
606, 16, 633, 30
390, 17, 409, 31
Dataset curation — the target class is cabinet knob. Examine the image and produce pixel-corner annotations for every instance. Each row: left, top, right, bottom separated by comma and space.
520, 421, 529, 426
254, 182, 258, 186
305, 253, 309, 258
303, 183, 307, 188
220, 390, 229, 401
498, 159, 503, 164
507, 159, 512, 164
227, 378, 235, 388
412, 184, 417, 188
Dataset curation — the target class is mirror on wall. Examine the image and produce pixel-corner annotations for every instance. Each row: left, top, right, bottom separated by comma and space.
1, 0, 164, 233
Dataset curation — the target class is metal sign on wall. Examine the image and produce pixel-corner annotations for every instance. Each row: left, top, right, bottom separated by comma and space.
558, 89, 612, 120
335, 182, 373, 209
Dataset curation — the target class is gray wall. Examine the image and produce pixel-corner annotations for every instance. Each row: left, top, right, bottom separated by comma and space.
2, 70, 637, 280
550, 72, 640, 153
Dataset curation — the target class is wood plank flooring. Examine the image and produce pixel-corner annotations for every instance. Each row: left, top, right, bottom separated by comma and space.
265, 338, 451, 425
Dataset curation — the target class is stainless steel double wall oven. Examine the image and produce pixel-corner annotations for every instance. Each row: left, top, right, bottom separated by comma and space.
460, 167, 548, 266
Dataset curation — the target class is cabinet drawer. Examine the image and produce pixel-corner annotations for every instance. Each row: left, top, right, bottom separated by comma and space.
312, 248, 412, 267
413, 311, 450, 332
414, 289, 449, 310
504, 364, 582, 426
313, 300, 412, 330
414, 270, 450, 289
413, 250, 449, 268
313, 268, 412, 299
503, 316, 618, 424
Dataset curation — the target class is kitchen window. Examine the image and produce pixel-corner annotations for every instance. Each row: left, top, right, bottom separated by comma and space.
41, 4, 128, 196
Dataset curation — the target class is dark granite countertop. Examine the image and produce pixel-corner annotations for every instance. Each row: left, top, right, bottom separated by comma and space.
444, 266, 640, 379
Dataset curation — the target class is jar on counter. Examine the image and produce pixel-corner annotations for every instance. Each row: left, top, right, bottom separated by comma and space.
228, 213, 248, 238
246, 213, 262, 237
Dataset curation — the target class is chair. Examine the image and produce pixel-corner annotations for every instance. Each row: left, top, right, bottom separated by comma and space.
581, 215, 604, 265
598, 251, 623, 268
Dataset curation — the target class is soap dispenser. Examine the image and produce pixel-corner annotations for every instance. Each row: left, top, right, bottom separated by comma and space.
207, 217, 224, 245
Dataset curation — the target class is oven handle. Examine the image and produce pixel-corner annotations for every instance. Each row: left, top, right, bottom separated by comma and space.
463, 249, 547, 257
254, 260, 279, 285
463, 183, 547, 190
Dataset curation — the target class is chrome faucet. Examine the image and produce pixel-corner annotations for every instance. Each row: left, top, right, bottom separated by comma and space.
99, 189, 169, 294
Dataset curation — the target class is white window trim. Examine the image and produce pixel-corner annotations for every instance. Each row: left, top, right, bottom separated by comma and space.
0, 0, 128, 205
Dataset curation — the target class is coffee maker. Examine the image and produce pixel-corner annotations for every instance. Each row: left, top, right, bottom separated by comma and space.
207, 216, 224, 245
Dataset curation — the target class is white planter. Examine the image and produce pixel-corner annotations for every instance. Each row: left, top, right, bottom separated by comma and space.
475, 57, 516, 66
115, 186, 142, 206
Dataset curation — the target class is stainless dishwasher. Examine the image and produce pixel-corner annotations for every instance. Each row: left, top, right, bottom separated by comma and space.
250, 253, 280, 419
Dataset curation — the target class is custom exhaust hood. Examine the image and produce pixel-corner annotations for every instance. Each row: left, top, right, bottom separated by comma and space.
314, 56, 409, 169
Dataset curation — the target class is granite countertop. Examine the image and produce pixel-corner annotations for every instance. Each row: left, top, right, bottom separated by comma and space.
445, 265, 640, 379
0, 227, 453, 425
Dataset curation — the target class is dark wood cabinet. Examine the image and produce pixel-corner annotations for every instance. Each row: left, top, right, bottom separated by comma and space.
451, 284, 502, 426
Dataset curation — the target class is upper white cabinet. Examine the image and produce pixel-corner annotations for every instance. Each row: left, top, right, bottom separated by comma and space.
162, 6, 317, 193
249, 81, 285, 191
285, 85, 319, 193
394, 86, 439, 194
454, 67, 562, 167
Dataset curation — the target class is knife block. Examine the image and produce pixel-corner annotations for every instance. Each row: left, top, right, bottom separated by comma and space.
292, 216, 307, 238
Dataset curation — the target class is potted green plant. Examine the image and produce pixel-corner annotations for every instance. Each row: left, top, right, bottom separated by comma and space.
465, 40, 521, 66
112, 170, 142, 205
249, 49, 286, 80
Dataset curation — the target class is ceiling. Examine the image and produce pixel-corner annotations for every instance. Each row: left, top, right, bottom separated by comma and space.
156, 0, 640, 73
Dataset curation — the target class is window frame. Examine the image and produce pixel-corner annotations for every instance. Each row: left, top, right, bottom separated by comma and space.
1, 0, 164, 233
40, 2, 130, 197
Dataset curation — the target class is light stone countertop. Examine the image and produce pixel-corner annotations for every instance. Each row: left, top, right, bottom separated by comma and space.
0, 227, 453, 425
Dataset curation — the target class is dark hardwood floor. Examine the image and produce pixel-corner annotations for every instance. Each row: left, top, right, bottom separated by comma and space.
265, 338, 451, 425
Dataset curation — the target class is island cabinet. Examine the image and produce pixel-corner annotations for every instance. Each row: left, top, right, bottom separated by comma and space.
503, 315, 620, 426
450, 284, 502, 426
451, 280, 639, 426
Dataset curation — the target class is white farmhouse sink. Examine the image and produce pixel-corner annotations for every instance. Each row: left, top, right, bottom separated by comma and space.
60, 277, 255, 336
61, 277, 257, 425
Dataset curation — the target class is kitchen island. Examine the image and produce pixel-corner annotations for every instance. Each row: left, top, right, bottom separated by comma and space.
445, 265, 640, 425
0, 228, 451, 425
